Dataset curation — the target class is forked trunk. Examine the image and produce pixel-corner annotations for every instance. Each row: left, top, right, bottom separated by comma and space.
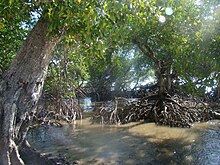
0, 18, 60, 165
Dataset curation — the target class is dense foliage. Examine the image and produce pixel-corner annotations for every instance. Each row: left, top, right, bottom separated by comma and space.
1, 0, 220, 98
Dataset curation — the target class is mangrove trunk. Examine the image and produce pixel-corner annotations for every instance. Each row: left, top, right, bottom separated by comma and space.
0, 18, 60, 165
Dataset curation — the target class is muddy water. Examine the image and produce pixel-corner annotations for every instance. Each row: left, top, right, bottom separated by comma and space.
28, 119, 220, 165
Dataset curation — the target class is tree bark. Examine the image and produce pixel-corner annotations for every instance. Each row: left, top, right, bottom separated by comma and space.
0, 18, 60, 165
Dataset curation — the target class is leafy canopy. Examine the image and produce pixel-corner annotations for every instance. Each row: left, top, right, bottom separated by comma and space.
0, 0, 220, 96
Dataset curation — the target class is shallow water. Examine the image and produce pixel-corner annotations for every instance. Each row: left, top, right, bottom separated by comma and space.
28, 119, 220, 165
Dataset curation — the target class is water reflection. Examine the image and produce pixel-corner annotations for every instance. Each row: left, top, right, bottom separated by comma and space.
28, 119, 220, 165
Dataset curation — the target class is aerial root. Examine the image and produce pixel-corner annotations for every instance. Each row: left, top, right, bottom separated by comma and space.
92, 93, 214, 128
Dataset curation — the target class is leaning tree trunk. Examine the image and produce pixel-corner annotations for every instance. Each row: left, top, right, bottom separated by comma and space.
0, 18, 60, 165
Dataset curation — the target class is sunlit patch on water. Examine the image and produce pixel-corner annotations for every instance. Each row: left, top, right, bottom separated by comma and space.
127, 122, 199, 143
28, 118, 220, 165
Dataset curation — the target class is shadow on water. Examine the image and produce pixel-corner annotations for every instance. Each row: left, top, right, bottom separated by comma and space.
27, 119, 220, 165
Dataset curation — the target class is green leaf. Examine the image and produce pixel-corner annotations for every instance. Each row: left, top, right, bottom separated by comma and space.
140, 1, 145, 8
9, 0, 14, 5
0, 23, 5, 29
